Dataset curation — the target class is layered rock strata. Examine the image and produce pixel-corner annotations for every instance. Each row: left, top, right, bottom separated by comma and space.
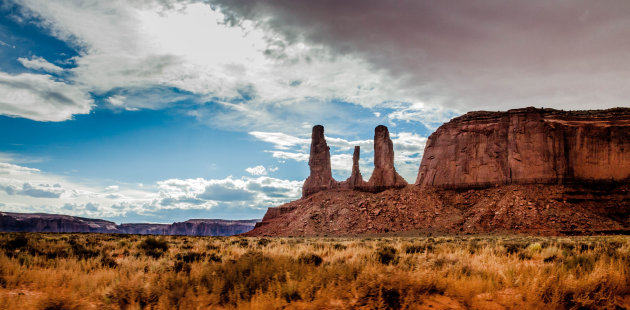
302, 125, 338, 197
416, 107, 630, 189
365, 125, 408, 192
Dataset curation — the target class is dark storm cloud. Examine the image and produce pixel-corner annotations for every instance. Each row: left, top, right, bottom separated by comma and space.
211, 0, 630, 112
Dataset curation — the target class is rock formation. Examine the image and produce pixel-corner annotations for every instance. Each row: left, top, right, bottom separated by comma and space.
416, 107, 630, 189
365, 125, 408, 192
245, 184, 630, 236
302, 125, 338, 197
341, 146, 366, 189
247, 107, 630, 237
0, 212, 259, 236
302, 125, 408, 196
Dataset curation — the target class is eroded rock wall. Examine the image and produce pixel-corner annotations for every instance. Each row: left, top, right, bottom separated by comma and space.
416, 107, 630, 188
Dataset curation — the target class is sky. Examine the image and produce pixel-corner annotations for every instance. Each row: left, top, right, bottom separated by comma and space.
1, 0, 629, 223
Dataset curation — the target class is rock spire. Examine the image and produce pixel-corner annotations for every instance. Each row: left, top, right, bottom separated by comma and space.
302, 125, 337, 197
342, 146, 366, 189
366, 125, 408, 191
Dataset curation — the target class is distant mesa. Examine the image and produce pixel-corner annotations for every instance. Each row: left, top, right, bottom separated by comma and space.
0, 212, 259, 236
302, 124, 407, 197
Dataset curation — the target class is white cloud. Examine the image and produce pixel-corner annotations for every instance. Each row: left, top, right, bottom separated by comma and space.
17, 56, 65, 74
0, 72, 93, 121
107, 95, 125, 106
391, 132, 427, 181
249, 131, 309, 150
10, 0, 424, 128
266, 150, 309, 162
0, 39, 16, 48
0, 159, 303, 221
245, 165, 267, 176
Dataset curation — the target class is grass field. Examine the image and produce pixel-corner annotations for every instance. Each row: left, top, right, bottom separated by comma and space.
0, 233, 628, 309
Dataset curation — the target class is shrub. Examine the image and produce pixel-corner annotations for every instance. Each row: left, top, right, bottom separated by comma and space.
333, 243, 347, 250
175, 251, 206, 263
298, 253, 323, 266
503, 241, 527, 255
404, 244, 426, 254
37, 294, 83, 310
100, 254, 118, 268
376, 246, 398, 265
257, 238, 271, 247
5, 234, 29, 250
138, 237, 169, 258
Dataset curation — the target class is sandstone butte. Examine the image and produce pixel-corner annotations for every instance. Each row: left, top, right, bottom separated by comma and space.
245, 107, 630, 236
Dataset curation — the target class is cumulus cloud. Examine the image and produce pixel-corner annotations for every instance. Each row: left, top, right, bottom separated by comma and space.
17, 56, 65, 74
198, 184, 255, 202
245, 165, 267, 176
0, 72, 93, 121
6, 0, 630, 128
249, 132, 309, 150
266, 150, 309, 162
0, 159, 303, 221
7, 0, 423, 129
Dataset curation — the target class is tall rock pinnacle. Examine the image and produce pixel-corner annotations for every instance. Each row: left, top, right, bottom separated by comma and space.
366, 125, 408, 191
302, 125, 337, 197
342, 146, 365, 189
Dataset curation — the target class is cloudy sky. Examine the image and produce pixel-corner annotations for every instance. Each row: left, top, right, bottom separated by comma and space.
1, 0, 629, 223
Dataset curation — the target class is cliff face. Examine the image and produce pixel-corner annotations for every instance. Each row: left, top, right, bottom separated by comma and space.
416, 107, 630, 189
0, 212, 258, 236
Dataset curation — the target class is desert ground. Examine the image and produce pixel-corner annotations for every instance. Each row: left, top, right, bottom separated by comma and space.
0, 233, 628, 309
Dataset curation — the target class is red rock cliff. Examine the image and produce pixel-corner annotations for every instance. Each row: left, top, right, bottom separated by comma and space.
416, 107, 630, 188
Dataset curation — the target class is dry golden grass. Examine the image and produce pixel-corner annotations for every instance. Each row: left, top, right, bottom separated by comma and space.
0, 233, 628, 309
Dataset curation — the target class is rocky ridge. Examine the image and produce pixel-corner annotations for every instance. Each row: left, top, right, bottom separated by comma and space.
246, 184, 630, 236
0, 212, 258, 236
